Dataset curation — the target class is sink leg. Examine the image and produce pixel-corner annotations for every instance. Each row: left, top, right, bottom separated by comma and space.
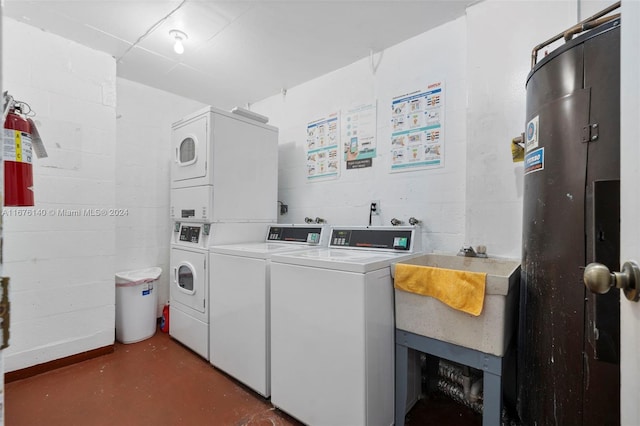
395, 343, 408, 426
483, 365, 503, 426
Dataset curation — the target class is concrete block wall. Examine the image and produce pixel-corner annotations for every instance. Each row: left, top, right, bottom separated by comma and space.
253, 0, 586, 259
115, 78, 204, 315
464, 0, 577, 257
2, 18, 117, 372
253, 17, 469, 255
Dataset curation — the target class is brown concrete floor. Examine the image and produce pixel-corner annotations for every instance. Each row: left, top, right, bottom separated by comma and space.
5, 329, 299, 426
6, 327, 481, 426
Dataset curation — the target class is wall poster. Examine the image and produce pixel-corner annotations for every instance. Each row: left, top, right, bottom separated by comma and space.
390, 81, 444, 172
342, 102, 377, 170
306, 112, 340, 181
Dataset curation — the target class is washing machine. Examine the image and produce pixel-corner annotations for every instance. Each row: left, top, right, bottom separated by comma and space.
208, 224, 328, 397
169, 222, 211, 359
270, 226, 422, 426
170, 221, 273, 360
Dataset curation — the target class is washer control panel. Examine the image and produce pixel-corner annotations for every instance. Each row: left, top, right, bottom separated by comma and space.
172, 222, 210, 248
179, 225, 201, 243
329, 227, 414, 251
266, 225, 325, 245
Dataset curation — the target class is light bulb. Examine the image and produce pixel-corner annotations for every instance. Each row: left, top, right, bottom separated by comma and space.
169, 30, 188, 55
174, 39, 184, 54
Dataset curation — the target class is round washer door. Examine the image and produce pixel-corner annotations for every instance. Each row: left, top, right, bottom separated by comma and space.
170, 247, 206, 313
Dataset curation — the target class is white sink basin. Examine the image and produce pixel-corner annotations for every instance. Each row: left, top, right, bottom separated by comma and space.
393, 254, 521, 357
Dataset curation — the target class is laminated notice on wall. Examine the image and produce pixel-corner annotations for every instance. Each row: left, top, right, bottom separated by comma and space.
342, 102, 377, 170
390, 81, 444, 173
306, 112, 340, 181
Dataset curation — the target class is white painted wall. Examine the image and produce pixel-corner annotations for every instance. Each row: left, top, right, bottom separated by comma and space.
115, 78, 204, 315
465, 1, 576, 256
2, 18, 116, 372
619, 1, 640, 423
252, 1, 578, 259
253, 17, 469, 255
1, 20, 205, 371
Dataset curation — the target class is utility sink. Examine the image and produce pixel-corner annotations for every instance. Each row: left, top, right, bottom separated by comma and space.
392, 254, 521, 357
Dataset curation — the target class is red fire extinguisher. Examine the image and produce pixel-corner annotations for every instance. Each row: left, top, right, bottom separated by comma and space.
160, 303, 170, 333
4, 104, 34, 206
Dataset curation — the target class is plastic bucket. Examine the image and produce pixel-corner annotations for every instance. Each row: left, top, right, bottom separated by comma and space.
115, 267, 162, 344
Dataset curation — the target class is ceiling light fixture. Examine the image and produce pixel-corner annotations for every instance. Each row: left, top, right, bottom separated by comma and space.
169, 29, 188, 54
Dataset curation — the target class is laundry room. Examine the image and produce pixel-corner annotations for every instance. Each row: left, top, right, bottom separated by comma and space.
1, 1, 639, 425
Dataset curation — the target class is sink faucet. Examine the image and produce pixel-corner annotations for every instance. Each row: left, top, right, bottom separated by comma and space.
458, 246, 477, 257
457, 245, 488, 258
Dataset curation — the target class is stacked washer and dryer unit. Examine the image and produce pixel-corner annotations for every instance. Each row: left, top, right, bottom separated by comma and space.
169, 106, 278, 360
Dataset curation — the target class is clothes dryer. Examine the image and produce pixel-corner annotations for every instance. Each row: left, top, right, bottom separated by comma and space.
269, 226, 422, 426
209, 224, 328, 397
170, 106, 278, 224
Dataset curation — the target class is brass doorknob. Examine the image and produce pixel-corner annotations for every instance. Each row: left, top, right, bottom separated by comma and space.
583, 261, 640, 302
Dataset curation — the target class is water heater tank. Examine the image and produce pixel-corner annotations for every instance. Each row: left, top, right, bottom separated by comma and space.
519, 17, 621, 426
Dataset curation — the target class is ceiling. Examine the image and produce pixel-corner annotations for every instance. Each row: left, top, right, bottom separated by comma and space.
3, 1, 475, 110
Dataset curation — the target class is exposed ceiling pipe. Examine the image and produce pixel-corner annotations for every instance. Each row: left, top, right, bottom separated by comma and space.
530, 1, 620, 69
563, 14, 620, 41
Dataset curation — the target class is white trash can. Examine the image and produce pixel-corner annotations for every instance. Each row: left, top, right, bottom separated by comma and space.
115, 267, 162, 344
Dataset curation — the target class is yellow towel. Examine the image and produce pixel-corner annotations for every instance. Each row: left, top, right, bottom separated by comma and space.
394, 264, 487, 316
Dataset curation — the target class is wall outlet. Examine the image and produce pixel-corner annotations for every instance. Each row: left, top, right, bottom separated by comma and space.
370, 200, 380, 215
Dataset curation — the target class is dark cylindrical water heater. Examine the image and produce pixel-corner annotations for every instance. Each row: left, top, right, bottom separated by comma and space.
519, 17, 620, 426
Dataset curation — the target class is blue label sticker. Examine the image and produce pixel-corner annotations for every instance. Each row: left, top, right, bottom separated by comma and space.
524, 147, 544, 175
142, 289, 150, 296
526, 115, 539, 152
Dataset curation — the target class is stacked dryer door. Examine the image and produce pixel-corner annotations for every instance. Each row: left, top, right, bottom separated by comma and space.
169, 106, 279, 360
170, 111, 212, 223
209, 225, 327, 397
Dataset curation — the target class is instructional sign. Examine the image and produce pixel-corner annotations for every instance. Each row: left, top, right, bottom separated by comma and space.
342, 102, 377, 170
306, 113, 340, 181
390, 81, 444, 173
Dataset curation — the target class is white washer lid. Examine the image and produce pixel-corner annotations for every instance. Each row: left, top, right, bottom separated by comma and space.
210, 242, 317, 259
271, 248, 423, 273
